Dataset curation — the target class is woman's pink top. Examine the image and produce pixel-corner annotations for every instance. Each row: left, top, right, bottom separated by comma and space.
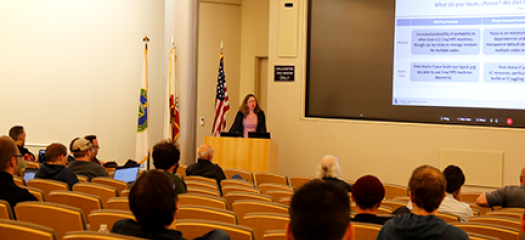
243, 115, 258, 138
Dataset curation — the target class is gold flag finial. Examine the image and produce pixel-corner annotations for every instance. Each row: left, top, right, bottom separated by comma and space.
143, 35, 150, 49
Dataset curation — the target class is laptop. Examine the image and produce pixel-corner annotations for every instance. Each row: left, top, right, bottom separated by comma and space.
113, 165, 140, 184
38, 150, 46, 163
23, 168, 38, 184
248, 132, 271, 139
220, 132, 242, 138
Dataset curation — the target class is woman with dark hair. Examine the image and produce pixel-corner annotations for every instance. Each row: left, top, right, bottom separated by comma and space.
111, 170, 230, 240
229, 94, 267, 138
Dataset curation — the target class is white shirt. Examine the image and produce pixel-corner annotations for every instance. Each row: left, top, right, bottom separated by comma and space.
407, 193, 474, 222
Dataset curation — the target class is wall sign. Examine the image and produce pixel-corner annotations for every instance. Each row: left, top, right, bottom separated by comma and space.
274, 65, 295, 82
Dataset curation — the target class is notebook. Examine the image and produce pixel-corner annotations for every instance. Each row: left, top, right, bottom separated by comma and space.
113, 165, 140, 183
23, 168, 38, 184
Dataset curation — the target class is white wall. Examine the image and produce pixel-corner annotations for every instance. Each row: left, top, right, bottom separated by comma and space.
267, 0, 525, 188
0, 0, 165, 165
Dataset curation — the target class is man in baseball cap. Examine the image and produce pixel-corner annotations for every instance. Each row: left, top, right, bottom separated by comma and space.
67, 138, 108, 180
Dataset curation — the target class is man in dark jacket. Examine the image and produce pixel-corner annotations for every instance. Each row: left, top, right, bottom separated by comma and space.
186, 144, 226, 185
351, 175, 392, 225
35, 143, 79, 189
0, 135, 37, 208
377, 165, 469, 240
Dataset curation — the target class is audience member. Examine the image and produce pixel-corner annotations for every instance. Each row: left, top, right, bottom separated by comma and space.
67, 138, 108, 180
477, 167, 525, 208
67, 137, 78, 163
318, 155, 351, 192
0, 136, 37, 208
35, 143, 79, 189
351, 175, 392, 225
9, 125, 36, 162
152, 140, 187, 194
287, 179, 353, 240
186, 144, 226, 185
377, 165, 469, 240
85, 135, 104, 165
408, 165, 473, 222
112, 170, 230, 240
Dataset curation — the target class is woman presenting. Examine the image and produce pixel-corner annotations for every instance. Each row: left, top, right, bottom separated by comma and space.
229, 94, 267, 138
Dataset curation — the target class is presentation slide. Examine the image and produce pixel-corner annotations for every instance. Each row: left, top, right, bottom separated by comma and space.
393, 0, 525, 118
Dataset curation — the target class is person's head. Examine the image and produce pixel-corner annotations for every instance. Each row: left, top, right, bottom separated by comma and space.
9, 126, 25, 146
443, 165, 465, 194
84, 135, 99, 158
197, 144, 214, 161
351, 175, 385, 211
288, 179, 353, 240
152, 140, 181, 172
0, 135, 20, 174
409, 165, 446, 214
520, 167, 525, 186
319, 155, 341, 178
239, 94, 261, 115
129, 170, 177, 231
45, 143, 68, 165
71, 138, 93, 160
69, 137, 80, 153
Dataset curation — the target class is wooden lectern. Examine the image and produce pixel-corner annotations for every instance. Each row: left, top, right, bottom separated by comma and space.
204, 136, 278, 173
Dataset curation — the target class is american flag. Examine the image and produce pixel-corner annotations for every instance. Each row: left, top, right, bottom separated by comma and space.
211, 54, 230, 136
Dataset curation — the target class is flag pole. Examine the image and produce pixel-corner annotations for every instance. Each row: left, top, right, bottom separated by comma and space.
220, 40, 223, 54
142, 35, 150, 170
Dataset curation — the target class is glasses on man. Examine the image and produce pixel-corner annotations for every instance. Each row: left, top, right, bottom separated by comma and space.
14, 155, 22, 160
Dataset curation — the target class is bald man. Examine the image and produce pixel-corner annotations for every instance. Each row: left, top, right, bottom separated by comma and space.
0, 136, 37, 208
477, 167, 525, 208
186, 144, 226, 185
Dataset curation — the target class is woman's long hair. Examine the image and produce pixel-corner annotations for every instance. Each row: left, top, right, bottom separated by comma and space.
239, 94, 261, 116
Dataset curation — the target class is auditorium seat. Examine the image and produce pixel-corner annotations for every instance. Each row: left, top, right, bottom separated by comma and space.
436, 212, 459, 223
486, 210, 522, 220
187, 187, 221, 197
64, 231, 147, 240
89, 209, 135, 232
383, 183, 408, 199
27, 179, 69, 197
232, 200, 288, 224
73, 183, 118, 204
0, 218, 58, 240
263, 230, 286, 240
468, 216, 520, 230
176, 219, 255, 240
460, 192, 482, 203
255, 172, 288, 186
224, 168, 255, 183
186, 180, 219, 191
14, 202, 86, 240
222, 185, 262, 195
221, 179, 256, 189
105, 197, 130, 212
185, 176, 217, 185
178, 193, 228, 210
265, 190, 293, 203
25, 161, 39, 169
467, 202, 493, 215
258, 183, 294, 194
91, 178, 128, 193
77, 175, 89, 183
47, 191, 103, 224
176, 205, 238, 224
13, 175, 24, 186
176, 165, 187, 180
224, 192, 273, 210
242, 213, 289, 240
19, 186, 46, 202
380, 200, 407, 211
0, 200, 13, 219
278, 197, 291, 207
288, 176, 312, 190
392, 196, 410, 203
120, 189, 130, 197
467, 232, 500, 240
452, 222, 519, 240
353, 222, 382, 240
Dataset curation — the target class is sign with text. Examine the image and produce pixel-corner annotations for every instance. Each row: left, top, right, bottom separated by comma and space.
274, 65, 295, 82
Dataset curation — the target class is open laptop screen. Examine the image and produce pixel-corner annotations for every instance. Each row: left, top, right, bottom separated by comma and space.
113, 165, 140, 183
23, 168, 38, 184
